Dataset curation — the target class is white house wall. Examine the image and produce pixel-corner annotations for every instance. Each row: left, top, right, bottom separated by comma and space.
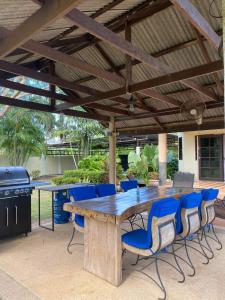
178, 132, 198, 179
178, 129, 225, 180
0, 155, 76, 176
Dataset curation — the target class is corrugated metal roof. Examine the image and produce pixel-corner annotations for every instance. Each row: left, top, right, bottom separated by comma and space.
0, 0, 223, 132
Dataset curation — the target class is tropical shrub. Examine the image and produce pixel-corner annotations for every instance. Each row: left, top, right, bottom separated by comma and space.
78, 154, 106, 171
167, 158, 178, 179
30, 169, 40, 180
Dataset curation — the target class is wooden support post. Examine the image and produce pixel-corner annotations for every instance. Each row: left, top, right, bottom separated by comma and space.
84, 217, 122, 286
158, 134, 167, 185
109, 117, 116, 184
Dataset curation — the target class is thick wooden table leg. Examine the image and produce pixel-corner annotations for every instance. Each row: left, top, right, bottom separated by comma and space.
84, 217, 122, 286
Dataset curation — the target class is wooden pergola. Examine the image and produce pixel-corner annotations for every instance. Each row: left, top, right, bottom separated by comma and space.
0, 0, 224, 182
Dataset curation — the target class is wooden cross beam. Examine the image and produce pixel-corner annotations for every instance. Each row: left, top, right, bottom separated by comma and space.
62, 60, 222, 107
66, 8, 218, 101
0, 0, 83, 59
0, 95, 109, 122
0, 27, 124, 86
0, 59, 99, 96
170, 0, 222, 49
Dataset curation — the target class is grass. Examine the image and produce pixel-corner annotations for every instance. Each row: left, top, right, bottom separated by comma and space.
31, 190, 52, 222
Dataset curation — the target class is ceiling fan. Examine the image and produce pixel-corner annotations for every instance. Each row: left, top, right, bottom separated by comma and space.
181, 100, 206, 125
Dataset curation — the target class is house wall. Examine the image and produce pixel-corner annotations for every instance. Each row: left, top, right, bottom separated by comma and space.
178, 129, 225, 180
0, 155, 76, 176
178, 132, 198, 179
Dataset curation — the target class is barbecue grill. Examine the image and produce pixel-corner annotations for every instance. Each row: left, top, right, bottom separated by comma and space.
0, 167, 34, 238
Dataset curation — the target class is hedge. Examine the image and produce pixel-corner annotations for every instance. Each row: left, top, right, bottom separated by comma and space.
52, 170, 108, 185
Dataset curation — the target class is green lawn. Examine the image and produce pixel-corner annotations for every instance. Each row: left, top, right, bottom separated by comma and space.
31, 190, 52, 221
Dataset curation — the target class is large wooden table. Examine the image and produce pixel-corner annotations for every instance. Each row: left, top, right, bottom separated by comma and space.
64, 186, 198, 286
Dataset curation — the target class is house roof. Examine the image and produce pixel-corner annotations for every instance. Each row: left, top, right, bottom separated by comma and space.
0, 0, 223, 134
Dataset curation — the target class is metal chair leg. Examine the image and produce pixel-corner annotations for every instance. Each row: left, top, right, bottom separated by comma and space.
155, 255, 167, 300
197, 232, 210, 264
202, 227, 214, 259
171, 244, 185, 283
209, 224, 223, 250
66, 226, 83, 254
184, 239, 195, 277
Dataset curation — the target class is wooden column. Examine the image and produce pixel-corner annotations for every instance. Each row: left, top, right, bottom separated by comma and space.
109, 117, 116, 184
158, 133, 167, 185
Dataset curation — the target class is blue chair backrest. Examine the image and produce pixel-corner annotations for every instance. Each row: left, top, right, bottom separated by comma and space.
120, 180, 138, 192
176, 192, 202, 234
95, 184, 116, 197
201, 188, 219, 201
147, 198, 180, 247
69, 185, 97, 201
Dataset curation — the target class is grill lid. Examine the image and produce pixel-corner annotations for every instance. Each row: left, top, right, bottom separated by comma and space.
0, 167, 30, 187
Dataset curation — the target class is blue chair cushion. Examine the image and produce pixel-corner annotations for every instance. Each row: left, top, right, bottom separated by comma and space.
69, 186, 97, 229
95, 184, 116, 197
201, 189, 219, 201
122, 198, 179, 250
122, 229, 149, 249
69, 185, 97, 201
120, 180, 138, 192
75, 214, 84, 227
176, 192, 202, 234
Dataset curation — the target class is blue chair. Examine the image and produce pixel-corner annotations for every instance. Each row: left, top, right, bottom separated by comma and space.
175, 192, 204, 275
95, 183, 116, 197
120, 180, 146, 229
67, 185, 97, 254
120, 180, 138, 192
200, 188, 222, 254
122, 198, 183, 300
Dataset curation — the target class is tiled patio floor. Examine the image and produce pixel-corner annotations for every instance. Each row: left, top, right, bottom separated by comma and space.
0, 221, 225, 300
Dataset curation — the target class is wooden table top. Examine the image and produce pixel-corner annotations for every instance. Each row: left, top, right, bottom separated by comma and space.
64, 186, 200, 224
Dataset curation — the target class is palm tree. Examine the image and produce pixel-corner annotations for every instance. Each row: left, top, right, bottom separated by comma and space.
69, 118, 104, 159
0, 109, 45, 166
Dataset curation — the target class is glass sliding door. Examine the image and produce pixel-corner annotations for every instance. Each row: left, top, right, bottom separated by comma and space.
199, 135, 223, 181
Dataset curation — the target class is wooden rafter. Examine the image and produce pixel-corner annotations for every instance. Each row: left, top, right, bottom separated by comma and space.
72, 30, 222, 86
193, 28, 223, 97
0, 94, 109, 122
115, 100, 223, 121
0, 0, 82, 59
66, 8, 218, 102
0, 60, 99, 96
170, 0, 221, 49
13, 0, 125, 64
117, 118, 224, 135
0, 27, 124, 86
61, 60, 222, 107
61, 0, 172, 56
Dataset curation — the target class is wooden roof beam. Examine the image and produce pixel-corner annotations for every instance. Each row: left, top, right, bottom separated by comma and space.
0, 95, 109, 122
0, 27, 124, 86
14, 0, 125, 66
73, 29, 222, 85
117, 118, 224, 135
66, 60, 223, 107
0, 59, 99, 96
66, 8, 218, 102
0, 0, 82, 59
115, 100, 223, 121
170, 0, 222, 49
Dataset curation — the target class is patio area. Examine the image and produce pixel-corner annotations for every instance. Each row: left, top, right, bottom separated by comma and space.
0, 219, 225, 300
0, 1, 224, 300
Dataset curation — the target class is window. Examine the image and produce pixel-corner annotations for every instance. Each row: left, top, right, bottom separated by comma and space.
178, 137, 183, 160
